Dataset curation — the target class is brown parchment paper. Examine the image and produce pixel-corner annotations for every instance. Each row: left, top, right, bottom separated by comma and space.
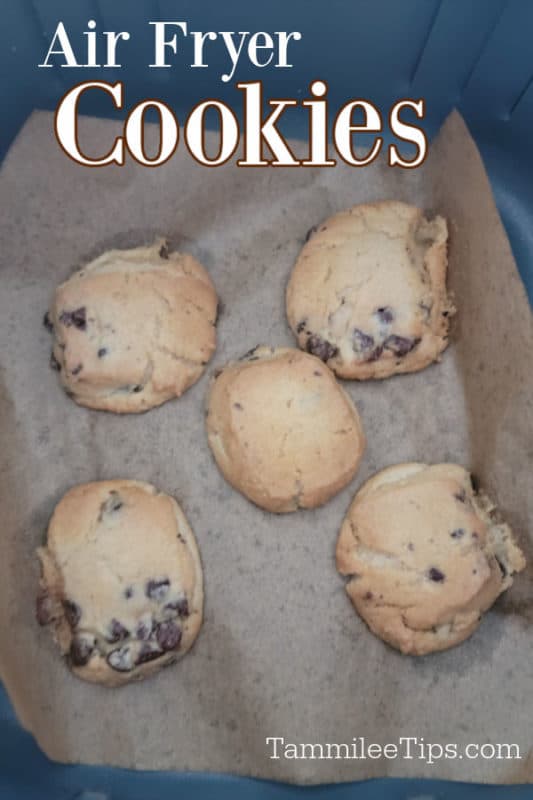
0, 110, 532, 784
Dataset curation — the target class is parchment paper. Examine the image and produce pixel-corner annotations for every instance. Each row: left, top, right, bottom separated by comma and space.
0, 110, 532, 784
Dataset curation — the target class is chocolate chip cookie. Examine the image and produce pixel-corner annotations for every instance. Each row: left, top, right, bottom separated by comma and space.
206, 346, 366, 512
36, 480, 203, 686
287, 201, 454, 379
336, 463, 525, 655
45, 240, 218, 412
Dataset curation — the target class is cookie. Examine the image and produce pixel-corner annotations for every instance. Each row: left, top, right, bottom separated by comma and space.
336, 463, 525, 655
286, 201, 454, 380
36, 480, 203, 687
45, 240, 218, 412
206, 346, 365, 512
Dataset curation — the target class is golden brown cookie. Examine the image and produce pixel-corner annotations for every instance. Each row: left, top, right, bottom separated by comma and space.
336, 463, 525, 655
286, 201, 454, 380
45, 240, 218, 412
36, 480, 203, 687
206, 346, 365, 512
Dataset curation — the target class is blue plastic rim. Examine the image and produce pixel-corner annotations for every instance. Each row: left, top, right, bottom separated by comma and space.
1, 1, 532, 797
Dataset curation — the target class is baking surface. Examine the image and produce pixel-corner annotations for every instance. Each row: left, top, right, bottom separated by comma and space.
0, 110, 532, 783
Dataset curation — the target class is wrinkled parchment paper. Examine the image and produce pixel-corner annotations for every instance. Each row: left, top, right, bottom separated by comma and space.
0, 110, 532, 784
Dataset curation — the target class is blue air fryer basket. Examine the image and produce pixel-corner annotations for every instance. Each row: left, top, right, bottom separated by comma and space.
1, 1, 532, 798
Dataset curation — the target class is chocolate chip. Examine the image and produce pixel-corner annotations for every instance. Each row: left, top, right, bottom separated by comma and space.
159, 242, 169, 259
43, 312, 53, 332
428, 567, 445, 582
135, 642, 164, 665
63, 600, 81, 629
107, 645, 134, 672
165, 597, 189, 618
70, 635, 94, 666
59, 307, 87, 330
132, 385, 143, 393
136, 617, 153, 640
296, 319, 307, 334
146, 578, 170, 601
36, 592, 53, 625
384, 335, 420, 357
233, 402, 243, 410
306, 334, 338, 362
352, 329, 374, 353
155, 620, 182, 651
124, 586, 134, 599
407, 542, 415, 552
374, 306, 394, 324
304, 224, 318, 242
450, 528, 465, 539
97, 347, 108, 358
49, 353, 61, 372
71, 363, 83, 376
454, 488, 467, 504
313, 370, 322, 376
107, 618, 129, 643
364, 591, 373, 601
366, 345, 384, 363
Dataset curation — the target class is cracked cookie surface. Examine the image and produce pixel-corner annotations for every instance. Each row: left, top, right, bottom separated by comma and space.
336, 463, 525, 655
286, 201, 454, 380
36, 480, 203, 687
206, 346, 365, 513
45, 240, 218, 412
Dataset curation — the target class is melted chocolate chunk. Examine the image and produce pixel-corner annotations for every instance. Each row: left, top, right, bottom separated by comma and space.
366, 345, 384, 363
306, 334, 338, 362
43, 312, 53, 332
70, 635, 94, 666
165, 597, 189, 618
155, 620, 182, 651
63, 600, 81, 629
36, 592, 53, 626
59, 307, 87, 330
107, 645, 134, 672
136, 642, 164, 665
450, 528, 465, 539
428, 567, 445, 583
49, 353, 61, 372
374, 306, 394, 324
146, 578, 170, 601
352, 328, 374, 353
97, 347, 108, 358
107, 619, 130, 643
384, 335, 420, 357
